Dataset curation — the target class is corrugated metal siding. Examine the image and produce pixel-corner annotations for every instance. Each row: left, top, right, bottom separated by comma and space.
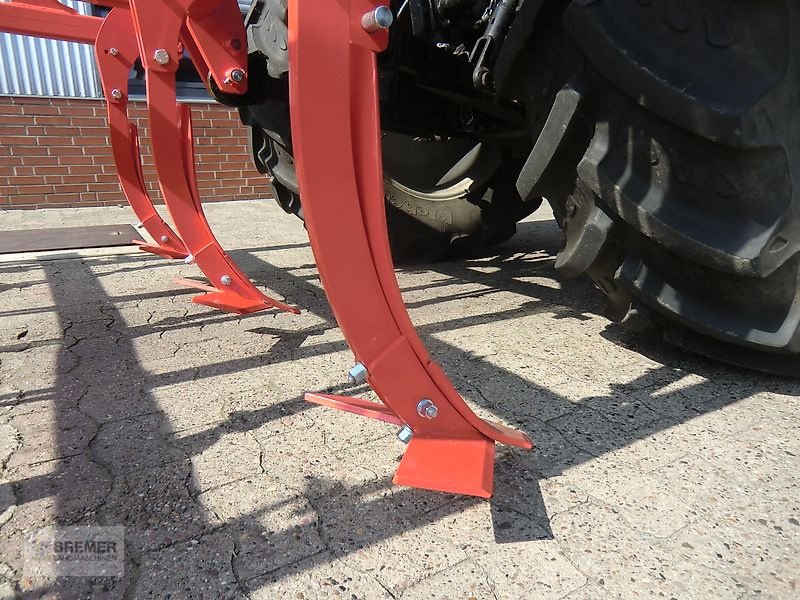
0, 0, 252, 99
0, 1, 101, 98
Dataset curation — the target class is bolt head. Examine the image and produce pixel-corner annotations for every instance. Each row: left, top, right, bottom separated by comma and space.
229, 69, 245, 83
416, 399, 438, 419
347, 362, 369, 385
220, 275, 232, 286
153, 49, 170, 65
397, 425, 413, 444
362, 6, 393, 32
160, 235, 169, 243
108, 47, 119, 56
110, 88, 123, 100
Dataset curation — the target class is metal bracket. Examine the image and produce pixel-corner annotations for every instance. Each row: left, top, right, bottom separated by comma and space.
468, 0, 518, 89
289, 0, 531, 497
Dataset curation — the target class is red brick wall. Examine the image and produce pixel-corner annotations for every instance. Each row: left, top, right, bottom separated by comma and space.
0, 96, 273, 209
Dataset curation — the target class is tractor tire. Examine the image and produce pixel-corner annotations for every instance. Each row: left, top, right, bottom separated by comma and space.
522, 0, 800, 375
240, 0, 535, 263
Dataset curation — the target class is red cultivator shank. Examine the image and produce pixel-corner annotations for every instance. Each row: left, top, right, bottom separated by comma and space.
95, 7, 190, 261
1, 0, 532, 497
1, 0, 297, 315
289, 0, 532, 497
125, 0, 297, 313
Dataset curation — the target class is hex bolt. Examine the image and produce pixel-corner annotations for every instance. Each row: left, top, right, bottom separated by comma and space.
361, 6, 393, 32
347, 362, 368, 385
220, 275, 232, 286
416, 399, 438, 419
153, 48, 170, 65
397, 425, 413, 444
110, 88, 123, 100
229, 69, 245, 82
160, 235, 169, 243
108, 47, 119, 56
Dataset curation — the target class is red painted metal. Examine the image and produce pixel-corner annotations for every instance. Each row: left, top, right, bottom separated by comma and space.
1, 0, 297, 314
3, 0, 532, 496
305, 393, 404, 426
289, 0, 532, 497
0, 0, 100, 44
94, 7, 190, 260
124, 0, 298, 314
0, 1, 188, 259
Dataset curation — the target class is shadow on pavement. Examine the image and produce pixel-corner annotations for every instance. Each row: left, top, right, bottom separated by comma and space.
3, 215, 794, 597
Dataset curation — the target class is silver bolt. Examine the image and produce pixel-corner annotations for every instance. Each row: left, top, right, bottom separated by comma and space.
229, 69, 245, 82
416, 399, 438, 419
110, 88, 123, 100
220, 275, 232, 286
183, 254, 194, 264
153, 48, 170, 65
108, 47, 119, 56
160, 235, 169, 243
397, 425, 413, 444
361, 6, 393, 32
347, 362, 368, 385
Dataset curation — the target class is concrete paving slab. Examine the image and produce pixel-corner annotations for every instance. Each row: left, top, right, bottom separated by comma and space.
0, 200, 797, 598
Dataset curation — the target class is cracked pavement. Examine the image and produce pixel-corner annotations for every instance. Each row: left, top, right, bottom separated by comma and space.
0, 200, 798, 599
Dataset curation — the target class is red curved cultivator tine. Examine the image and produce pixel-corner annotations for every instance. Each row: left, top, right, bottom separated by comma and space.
289, 0, 532, 497
0, 1, 184, 258
127, 0, 299, 314
95, 8, 189, 260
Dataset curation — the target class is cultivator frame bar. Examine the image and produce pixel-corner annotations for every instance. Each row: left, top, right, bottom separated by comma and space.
1, 0, 532, 497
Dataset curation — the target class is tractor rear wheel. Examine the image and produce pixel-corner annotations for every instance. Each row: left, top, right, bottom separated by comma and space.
243, 104, 533, 262
240, 0, 535, 263
520, 0, 800, 375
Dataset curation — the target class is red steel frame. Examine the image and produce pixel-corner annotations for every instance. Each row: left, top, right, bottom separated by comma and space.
2, 0, 533, 496
94, 7, 190, 260
1, 0, 297, 315
289, 0, 532, 497
0, 0, 188, 260
124, 0, 296, 313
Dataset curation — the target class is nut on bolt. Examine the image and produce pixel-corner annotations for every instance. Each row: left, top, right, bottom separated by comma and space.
397, 425, 413, 444
110, 88, 123, 100
220, 275, 232, 286
153, 48, 170, 65
361, 6, 393, 32
416, 399, 438, 419
347, 362, 368, 385
229, 69, 245, 82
